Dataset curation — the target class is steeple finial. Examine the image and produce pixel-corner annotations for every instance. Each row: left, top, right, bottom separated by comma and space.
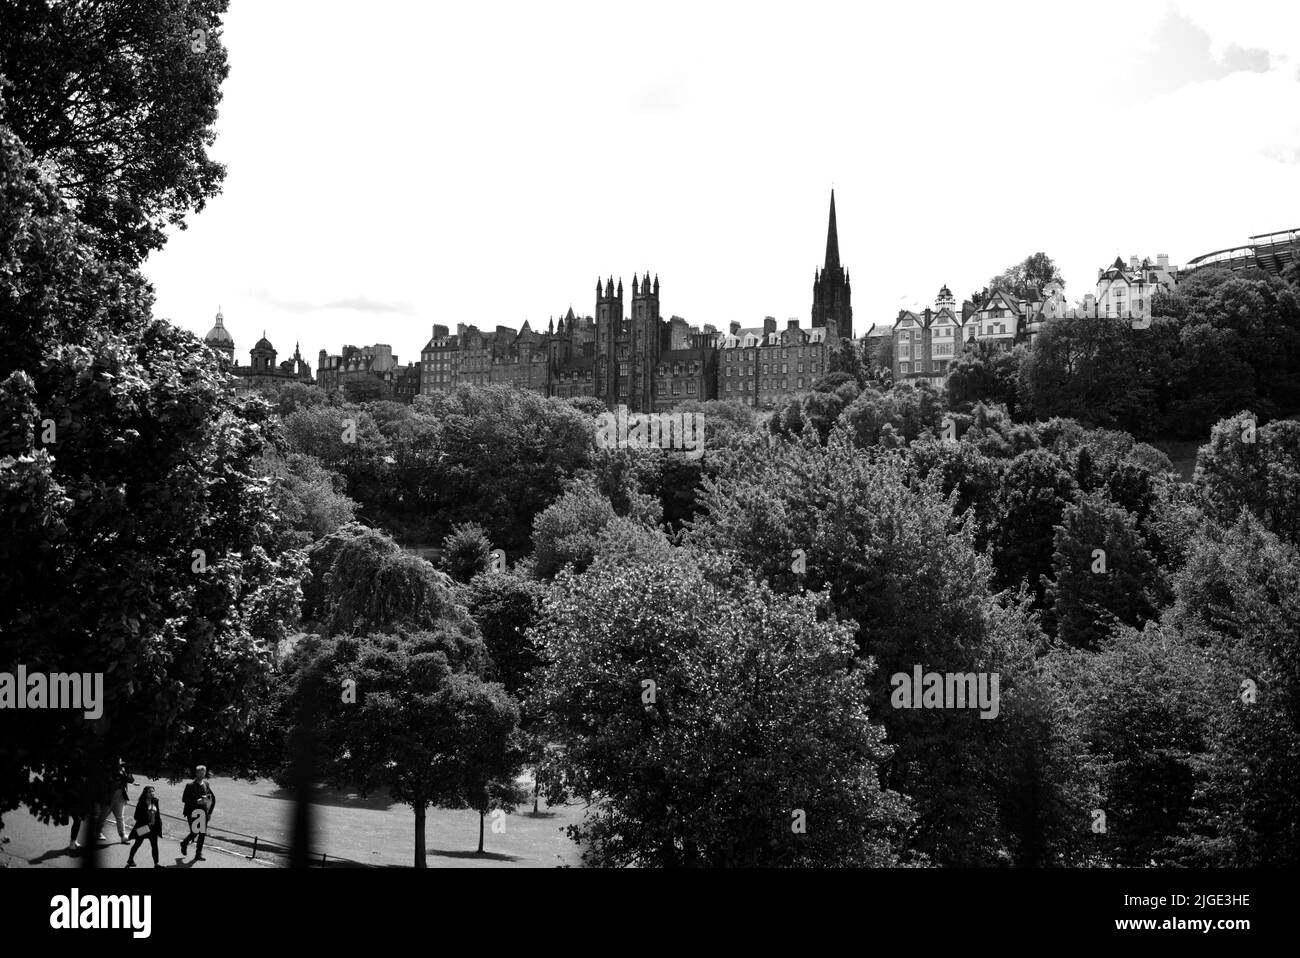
824, 190, 841, 272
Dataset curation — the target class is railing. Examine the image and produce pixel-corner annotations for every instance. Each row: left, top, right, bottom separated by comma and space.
155, 808, 372, 868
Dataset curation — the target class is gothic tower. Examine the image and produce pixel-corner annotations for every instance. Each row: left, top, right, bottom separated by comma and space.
811, 191, 852, 341
595, 276, 623, 407
630, 272, 660, 412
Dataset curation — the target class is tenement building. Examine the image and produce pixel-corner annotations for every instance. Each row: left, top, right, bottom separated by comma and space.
316, 343, 420, 401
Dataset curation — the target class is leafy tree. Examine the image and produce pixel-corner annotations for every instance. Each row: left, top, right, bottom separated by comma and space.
1160, 517, 1300, 865
261, 448, 358, 542
440, 521, 492, 583
988, 449, 1079, 602
1194, 412, 1300, 547
1044, 492, 1161, 648
528, 550, 913, 866
0, 0, 229, 264
839, 382, 942, 449
277, 629, 515, 867
464, 570, 544, 697
320, 527, 467, 638
1048, 624, 1212, 866
0, 321, 306, 823
946, 341, 1025, 416
530, 482, 617, 579
342, 377, 385, 404
988, 252, 1064, 300
687, 432, 1069, 864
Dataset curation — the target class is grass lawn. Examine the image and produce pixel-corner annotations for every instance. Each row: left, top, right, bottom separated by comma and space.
3, 774, 588, 868
172, 774, 588, 867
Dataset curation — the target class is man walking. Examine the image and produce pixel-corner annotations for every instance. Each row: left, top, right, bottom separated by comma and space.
179, 765, 216, 862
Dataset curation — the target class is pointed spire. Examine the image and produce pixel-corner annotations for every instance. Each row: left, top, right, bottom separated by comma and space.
653, 274, 659, 295
632, 274, 640, 295
616, 277, 623, 298
824, 190, 841, 272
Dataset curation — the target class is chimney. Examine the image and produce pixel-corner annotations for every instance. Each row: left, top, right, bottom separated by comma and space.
433, 324, 448, 338
1157, 253, 1169, 269
763, 316, 777, 335
457, 323, 467, 337
729, 321, 741, 335
787, 319, 800, 331
1129, 255, 1139, 271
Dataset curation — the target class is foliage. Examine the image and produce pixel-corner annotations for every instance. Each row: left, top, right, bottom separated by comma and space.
0, 0, 229, 264
528, 550, 913, 866
440, 521, 492, 584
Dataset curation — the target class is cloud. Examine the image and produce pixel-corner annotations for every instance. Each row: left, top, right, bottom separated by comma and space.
1131, 9, 1273, 98
249, 289, 415, 315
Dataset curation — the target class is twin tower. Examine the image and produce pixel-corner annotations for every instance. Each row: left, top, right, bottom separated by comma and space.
590, 191, 851, 411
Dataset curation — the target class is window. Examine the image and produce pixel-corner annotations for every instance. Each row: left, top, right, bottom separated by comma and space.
726, 366, 733, 377
797, 378, 804, 388
781, 364, 788, 373
900, 362, 909, 374
619, 362, 629, 377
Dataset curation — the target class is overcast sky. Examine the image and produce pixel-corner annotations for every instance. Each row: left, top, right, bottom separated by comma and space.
144, 0, 1300, 364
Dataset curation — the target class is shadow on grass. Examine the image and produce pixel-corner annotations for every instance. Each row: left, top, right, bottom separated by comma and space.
427, 848, 522, 863
252, 785, 399, 811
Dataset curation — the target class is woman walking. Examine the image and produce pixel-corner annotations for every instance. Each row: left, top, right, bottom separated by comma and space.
125, 786, 163, 868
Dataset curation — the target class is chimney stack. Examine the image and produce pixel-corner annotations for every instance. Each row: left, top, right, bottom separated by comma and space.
763, 316, 777, 335
1157, 253, 1169, 269
1129, 255, 1140, 270
787, 319, 800, 331
729, 321, 741, 335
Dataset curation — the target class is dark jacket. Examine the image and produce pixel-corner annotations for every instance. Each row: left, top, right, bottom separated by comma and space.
181, 781, 216, 819
133, 799, 162, 837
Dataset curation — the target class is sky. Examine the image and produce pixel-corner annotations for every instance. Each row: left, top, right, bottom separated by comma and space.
143, 0, 1300, 365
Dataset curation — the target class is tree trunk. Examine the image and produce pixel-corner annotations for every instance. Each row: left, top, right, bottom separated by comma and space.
414, 804, 427, 868
477, 809, 485, 854
533, 779, 539, 814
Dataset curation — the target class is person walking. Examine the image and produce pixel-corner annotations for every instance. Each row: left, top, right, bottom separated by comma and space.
179, 765, 216, 862
126, 786, 163, 868
96, 760, 134, 844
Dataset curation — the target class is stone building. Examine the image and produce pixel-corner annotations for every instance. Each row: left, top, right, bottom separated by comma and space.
202, 309, 315, 392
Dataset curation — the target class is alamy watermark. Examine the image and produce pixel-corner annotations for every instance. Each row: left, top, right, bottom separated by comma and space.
595, 405, 705, 460
890, 665, 1000, 719
0, 666, 103, 719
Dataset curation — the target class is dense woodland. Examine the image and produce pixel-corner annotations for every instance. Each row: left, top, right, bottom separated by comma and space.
3, 0, 1299, 868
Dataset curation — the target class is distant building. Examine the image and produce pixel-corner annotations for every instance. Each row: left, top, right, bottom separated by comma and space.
316, 343, 416, 401
1092, 254, 1179, 329
203, 310, 315, 392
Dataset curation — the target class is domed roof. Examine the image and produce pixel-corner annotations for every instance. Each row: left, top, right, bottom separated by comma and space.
204, 310, 233, 344
253, 330, 274, 351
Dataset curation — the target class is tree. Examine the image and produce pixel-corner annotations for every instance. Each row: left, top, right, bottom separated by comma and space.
319, 528, 465, 638
1160, 517, 1300, 865
988, 449, 1079, 603
1194, 413, 1300, 547
0, 1, 230, 264
528, 550, 912, 866
0, 320, 307, 824
342, 378, 385, 404
530, 482, 617, 579
260, 448, 358, 542
946, 341, 1025, 417
278, 629, 518, 867
464, 571, 544, 697
1044, 492, 1161, 648
988, 252, 1064, 301
687, 432, 1073, 864
440, 522, 492, 583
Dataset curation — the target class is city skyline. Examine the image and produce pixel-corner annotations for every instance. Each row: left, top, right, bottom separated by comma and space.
144, 0, 1300, 366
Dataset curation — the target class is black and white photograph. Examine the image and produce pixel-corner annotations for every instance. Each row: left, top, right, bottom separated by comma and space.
0, 0, 1296, 944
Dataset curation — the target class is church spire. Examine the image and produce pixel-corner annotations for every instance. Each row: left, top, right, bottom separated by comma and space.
824, 190, 840, 272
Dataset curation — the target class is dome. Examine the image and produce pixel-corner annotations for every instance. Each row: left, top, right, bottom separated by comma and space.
204, 311, 234, 345
253, 330, 274, 351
